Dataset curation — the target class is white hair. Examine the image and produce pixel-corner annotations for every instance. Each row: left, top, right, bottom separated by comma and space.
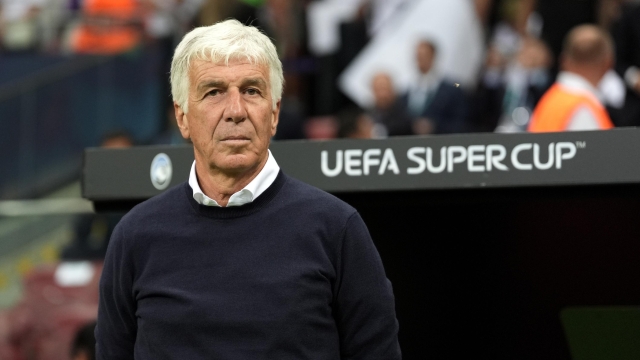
170, 19, 284, 113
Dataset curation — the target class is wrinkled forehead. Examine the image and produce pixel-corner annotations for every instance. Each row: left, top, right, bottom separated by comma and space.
188, 48, 269, 70
188, 57, 270, 83
188, 55, 270, 80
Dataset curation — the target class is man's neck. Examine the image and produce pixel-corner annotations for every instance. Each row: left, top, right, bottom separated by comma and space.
194, 155, 268, 207
563, 66, 605, 88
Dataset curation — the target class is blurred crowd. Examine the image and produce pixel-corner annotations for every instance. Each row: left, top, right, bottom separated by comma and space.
296, 0, 640, 139
2, 0, 640, 143
0, 0, 201, 54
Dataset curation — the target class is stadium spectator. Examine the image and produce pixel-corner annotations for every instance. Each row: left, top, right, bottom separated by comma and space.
337, 106, 374, 139
0, 0, 45, 52
513, 0, 601, 60
39, 0, 75, 52
142, 0, 203, 42
528, 25, 614, 132
403, 39, 469, 135
473, 37, 552, 132
368, 72, 413, 136
470, 45, 508, 132
68, 0, 143, 54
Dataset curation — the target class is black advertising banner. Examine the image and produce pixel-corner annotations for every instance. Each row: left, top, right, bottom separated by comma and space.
83, 128, 640, 200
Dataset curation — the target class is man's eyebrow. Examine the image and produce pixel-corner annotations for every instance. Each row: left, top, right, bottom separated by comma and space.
242, 78, 267, 88
197, 80, 226, 94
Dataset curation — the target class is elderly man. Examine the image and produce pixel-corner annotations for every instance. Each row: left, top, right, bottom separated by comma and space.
95, 19, 401, 359
528, 25, 615, 132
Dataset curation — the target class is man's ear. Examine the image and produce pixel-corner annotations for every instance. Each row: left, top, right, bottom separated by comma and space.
270, 100, 281, 137
174, 102, 190, 139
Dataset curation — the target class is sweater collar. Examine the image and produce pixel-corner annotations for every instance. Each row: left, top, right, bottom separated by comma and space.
188, 150, 280, 207
183, 170, 287, 219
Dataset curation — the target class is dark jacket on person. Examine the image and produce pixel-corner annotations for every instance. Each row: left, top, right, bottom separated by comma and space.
401, 79, 469, 134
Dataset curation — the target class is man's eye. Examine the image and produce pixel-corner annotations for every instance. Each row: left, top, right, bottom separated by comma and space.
208, 89, 220, 96
246, 88, 259, 95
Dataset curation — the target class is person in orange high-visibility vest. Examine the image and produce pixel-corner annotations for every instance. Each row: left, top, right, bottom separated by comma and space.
529, 25, 614, 132
70, 0, 142, 55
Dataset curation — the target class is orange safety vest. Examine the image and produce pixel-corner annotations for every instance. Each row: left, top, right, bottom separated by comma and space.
83, 0, 138, 17
71, 0, 140, 55
528, 83, 613, 132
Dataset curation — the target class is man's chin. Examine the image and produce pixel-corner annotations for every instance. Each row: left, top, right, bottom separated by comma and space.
214, 154, 262, 175
220, 139, 251, 146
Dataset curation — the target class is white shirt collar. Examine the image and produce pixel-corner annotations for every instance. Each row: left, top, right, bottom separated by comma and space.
557, 71, 603, 102
188, 150, 280, 207
415, 71, 440, 93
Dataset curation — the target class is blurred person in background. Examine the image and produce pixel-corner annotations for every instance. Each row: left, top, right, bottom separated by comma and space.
473, 37, 552, 132
142, 0, 203, 43
337, 106, 374, 139
39, 0, 77, 52
485, 0, 525, 60
0, 0, 45, 52
68, 0, 143, 54
403, 39, 468, 135
528, 24, 614, 132
513, 0, 602, 60
471, 45, 509, 132
367, 72, 413, 137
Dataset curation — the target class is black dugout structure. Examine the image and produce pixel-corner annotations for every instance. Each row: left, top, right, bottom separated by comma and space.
83, 129, 640, 359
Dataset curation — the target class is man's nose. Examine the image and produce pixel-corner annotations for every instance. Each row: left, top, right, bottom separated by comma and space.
223, 89, 247, 123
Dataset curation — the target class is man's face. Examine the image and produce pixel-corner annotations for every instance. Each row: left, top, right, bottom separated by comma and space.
372, 74, 395, 110
416, 42, 435, 74
175, 59, 280, 176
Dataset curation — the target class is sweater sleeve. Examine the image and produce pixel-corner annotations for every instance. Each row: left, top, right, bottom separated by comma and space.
333, 212, 401, 360
96, 222, 137, 360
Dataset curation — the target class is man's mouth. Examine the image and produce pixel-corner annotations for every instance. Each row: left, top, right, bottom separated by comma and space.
222, 136, 250, 142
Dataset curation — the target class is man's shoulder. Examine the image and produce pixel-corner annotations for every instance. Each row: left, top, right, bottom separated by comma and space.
436, 78, 464, 95
280, 173, 357, 218
118, 181, 191, 227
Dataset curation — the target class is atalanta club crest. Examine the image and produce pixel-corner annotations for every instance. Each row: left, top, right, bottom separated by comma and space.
150, 153, 172, 190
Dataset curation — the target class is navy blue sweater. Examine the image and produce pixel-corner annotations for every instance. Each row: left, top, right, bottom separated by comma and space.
96, 172, 401, 359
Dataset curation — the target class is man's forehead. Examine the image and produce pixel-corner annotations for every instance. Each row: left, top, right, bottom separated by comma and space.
190, 59, 269, 85
190, 58, 268, 74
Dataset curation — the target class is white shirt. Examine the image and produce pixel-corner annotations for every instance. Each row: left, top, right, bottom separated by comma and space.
556, 72, 606, 131
189, 150, 280, 207
407, 72, 440, 116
